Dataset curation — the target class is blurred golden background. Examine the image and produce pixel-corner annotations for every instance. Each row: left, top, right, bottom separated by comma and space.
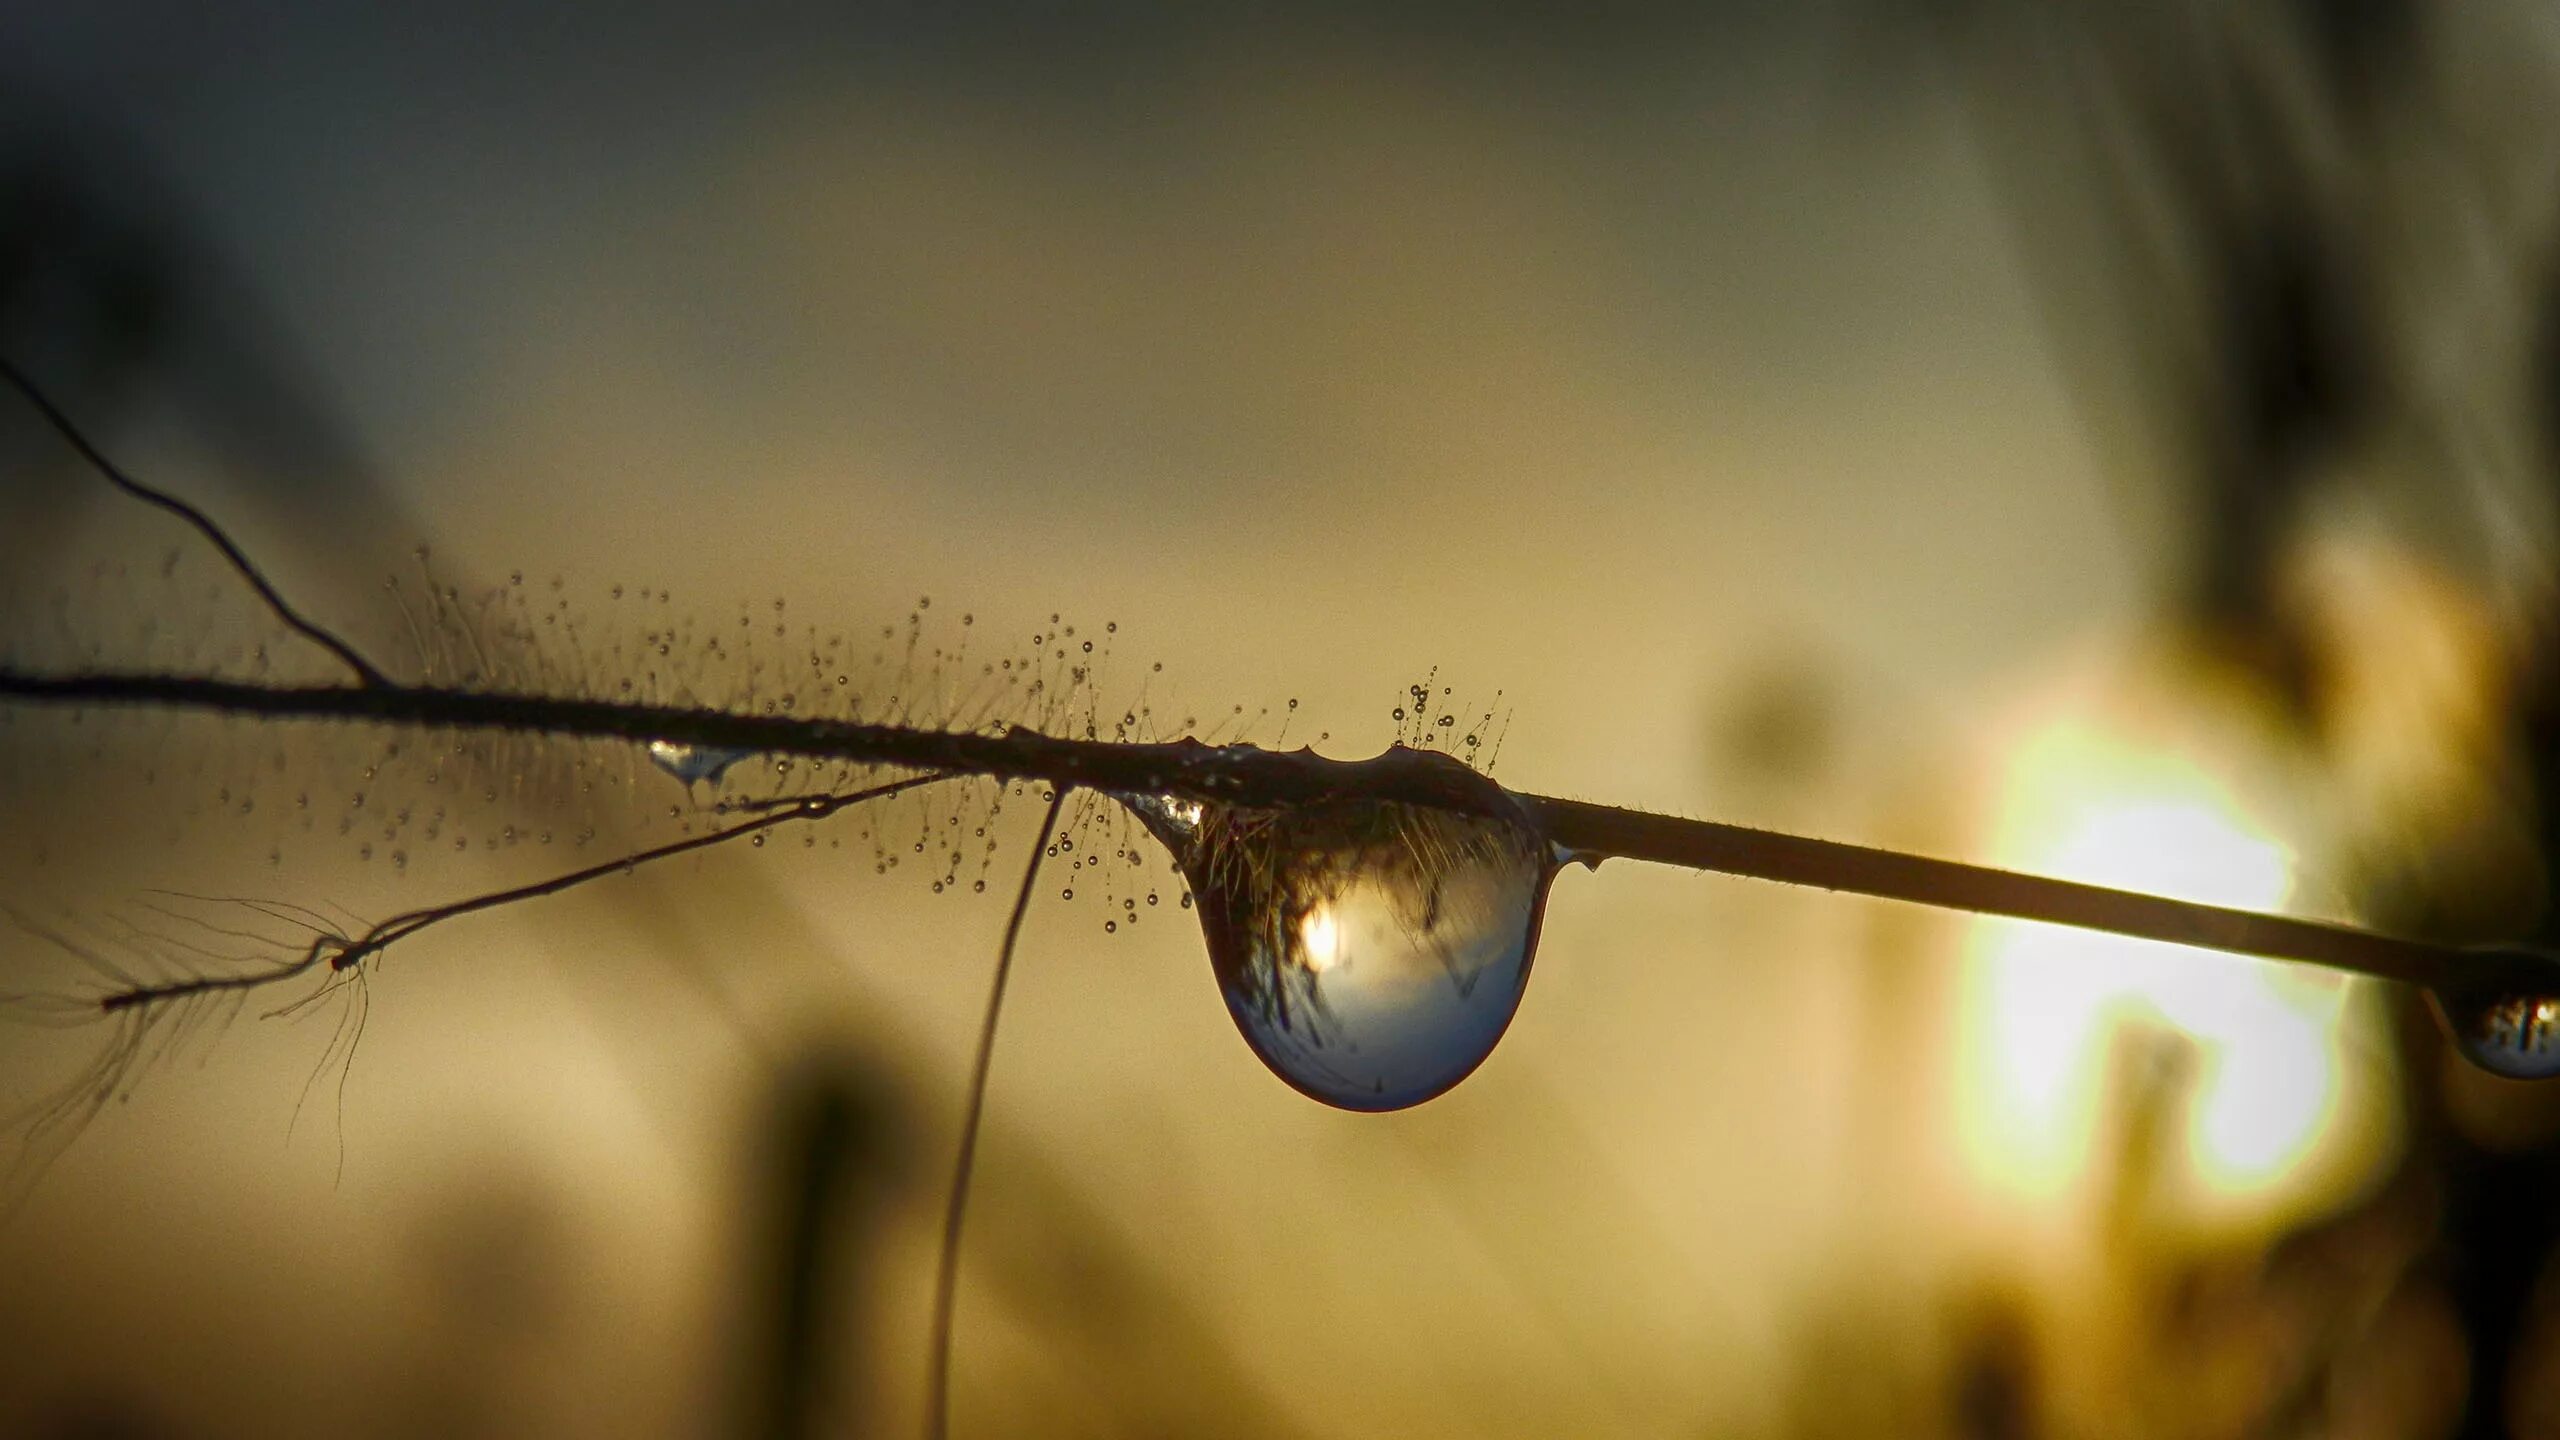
5, 3, 2560, 1436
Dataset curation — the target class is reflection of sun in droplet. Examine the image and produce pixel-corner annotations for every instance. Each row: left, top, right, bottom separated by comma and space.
1300, 906, 1342, 973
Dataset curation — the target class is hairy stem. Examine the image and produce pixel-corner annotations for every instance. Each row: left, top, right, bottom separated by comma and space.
0, 666, 2521, 993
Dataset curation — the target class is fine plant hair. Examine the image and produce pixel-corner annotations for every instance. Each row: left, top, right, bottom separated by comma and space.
0, 358, 2548, 1433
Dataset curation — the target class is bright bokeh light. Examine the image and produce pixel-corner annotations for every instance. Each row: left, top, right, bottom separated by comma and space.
1958, 721, 2372, 1225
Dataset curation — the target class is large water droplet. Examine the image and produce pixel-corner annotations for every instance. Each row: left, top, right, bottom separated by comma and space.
646, 738, 752, 788
1124, 788, 1557, 1111
2432, 947, 2560, 1079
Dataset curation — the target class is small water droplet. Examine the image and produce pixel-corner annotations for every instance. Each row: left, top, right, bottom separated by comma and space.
646, 739, 752, 788
1120, 786, 1556, 1112
751, 833, 767, 848
2434, 950, 2560, 1079
1548, 841, 1606, 872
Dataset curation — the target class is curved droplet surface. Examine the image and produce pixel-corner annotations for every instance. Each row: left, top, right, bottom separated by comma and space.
1126, 789, 1557, 1111
646, 739, 751, 788
2432, 948, 2560, 1080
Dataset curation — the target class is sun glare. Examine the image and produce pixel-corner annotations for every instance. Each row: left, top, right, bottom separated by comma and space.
1958, 722, 2376, 1226
1300, 906, 1343, 973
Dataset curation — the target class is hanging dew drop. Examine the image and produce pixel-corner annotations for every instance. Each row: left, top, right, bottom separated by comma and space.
1548, 840, 1606, 873
1119, 770, 1557, 1112
2431, 948, 2560, 1080
2433, 990, 2560, 1079
646, 739, 752, 788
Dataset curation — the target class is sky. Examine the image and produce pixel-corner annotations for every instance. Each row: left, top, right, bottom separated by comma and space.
4, 4, 2541, 1437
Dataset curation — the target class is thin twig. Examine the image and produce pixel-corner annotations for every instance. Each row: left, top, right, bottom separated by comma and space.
0, 357, 392, 688
92, 774, 943, 1016
928, 786, 1066, 1440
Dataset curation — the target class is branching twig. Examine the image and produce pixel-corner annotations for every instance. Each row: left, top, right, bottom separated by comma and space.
0, 357, 392, 688
1, 770, 947, 1213
83, 772, 945, 1019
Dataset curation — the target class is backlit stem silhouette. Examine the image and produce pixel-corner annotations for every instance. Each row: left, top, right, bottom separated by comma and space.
0, 667, 2523, 994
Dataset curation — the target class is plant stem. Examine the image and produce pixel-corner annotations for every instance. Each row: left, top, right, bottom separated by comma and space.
0, 667, 2529, 992
1518, 795, 2489, 988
